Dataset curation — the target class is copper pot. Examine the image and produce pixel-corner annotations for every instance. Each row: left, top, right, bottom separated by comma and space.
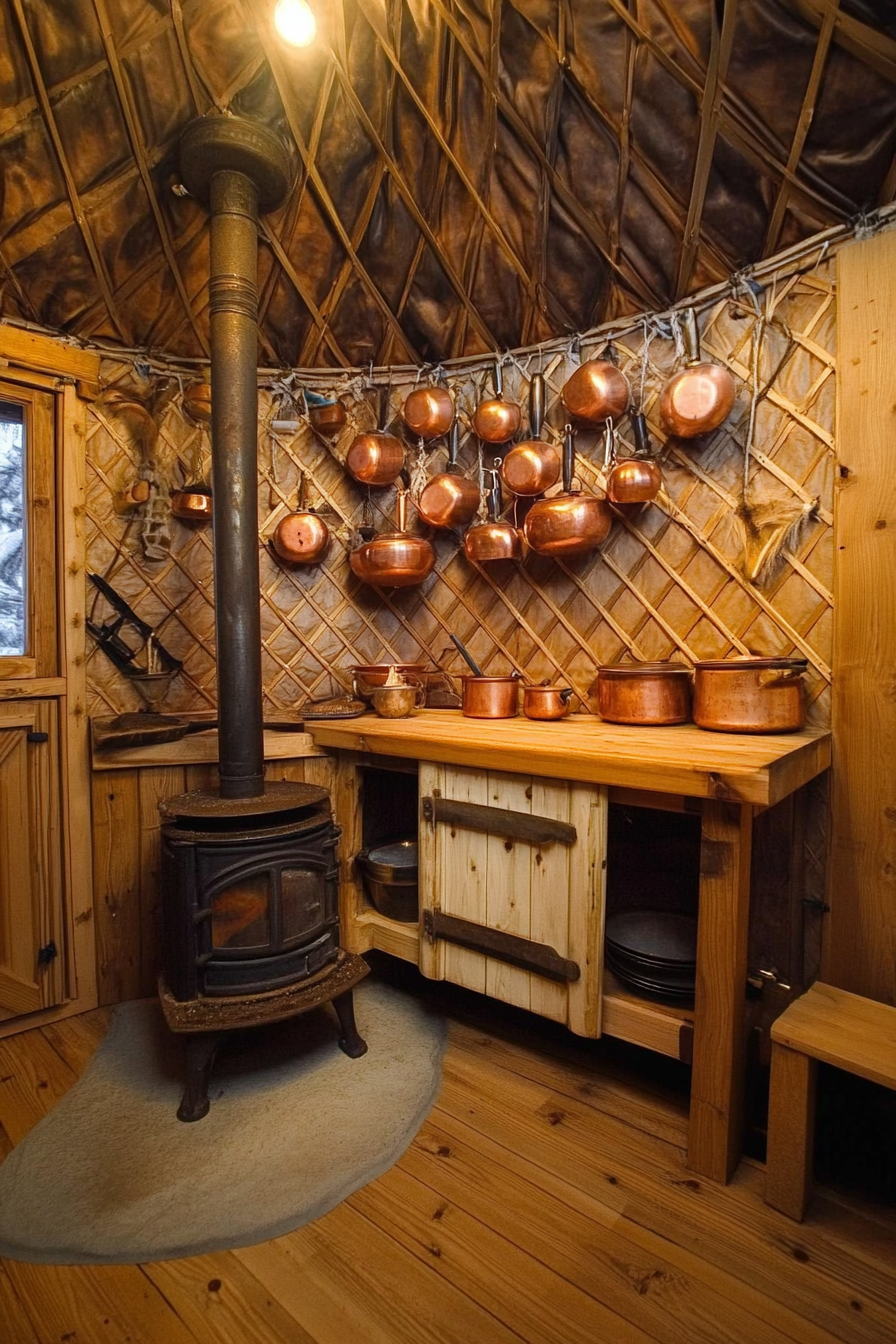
500, 373, 561, 497
592, 662, 692, 725
461, 675, 520, 718
171, 482, 213, 521
606, 414, 663, 504
472, 362, 522, 444
345, 388, 404, 486
350, 663, 429, 698
308, 398, 348, 436
182, 382, 212, 425
693, 656, 806, 733
349, 488, 436, 588
463, 470, 523, 561
523, 684, 574, 720
523, 425, 612, 557
417, 419, 480, 528
271, 473, 330, 564
659, 309, 736, 439
561, 357, 629, 425
402, 385, 454, 440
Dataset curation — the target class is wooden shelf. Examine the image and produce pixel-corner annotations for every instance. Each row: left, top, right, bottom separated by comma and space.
354, 908, 420, 963
601, 968, 693, 1062
310, 711, 831, 806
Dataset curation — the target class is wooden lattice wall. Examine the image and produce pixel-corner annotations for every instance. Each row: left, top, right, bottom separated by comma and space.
84, 256, 836, 726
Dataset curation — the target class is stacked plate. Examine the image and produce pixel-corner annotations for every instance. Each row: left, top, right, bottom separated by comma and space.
605, 910, 697, 1003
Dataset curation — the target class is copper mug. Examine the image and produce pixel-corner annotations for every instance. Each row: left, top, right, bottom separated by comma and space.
370, 682, 426, 718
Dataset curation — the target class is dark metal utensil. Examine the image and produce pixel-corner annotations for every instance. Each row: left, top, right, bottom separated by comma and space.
450, 633, 483, 677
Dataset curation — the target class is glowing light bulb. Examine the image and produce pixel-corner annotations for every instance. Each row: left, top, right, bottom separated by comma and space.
274, 0, 316, 46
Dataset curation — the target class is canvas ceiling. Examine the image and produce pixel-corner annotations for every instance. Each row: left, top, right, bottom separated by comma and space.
1, 0, 895, 368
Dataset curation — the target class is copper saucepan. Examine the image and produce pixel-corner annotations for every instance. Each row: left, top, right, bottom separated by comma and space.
463, 469, 523, 561
402, 384, 455, 441
500, 372, 561, 497
345, 386, 405, 487
606, 413, 663, 504
308, 397, 348, 436
417, 418, 480, 528
271, 472, 330, 564
659, 308, 736, 439
561, 354, 629, 426
523, 425, 612, 557
349, 486, 436, 588
472, 361, 522, 444
522, 684, 574, 720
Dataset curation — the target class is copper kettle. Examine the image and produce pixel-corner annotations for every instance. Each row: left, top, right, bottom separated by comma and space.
472, 361, 522, 444
523, 425, 612, 557
659, 308, 736, 438
349, 486, 436, 588
606, 414, 663, 504
402, 384, 455, 441
561, 354, 629, 426
463, 470, 523, 562
271, 472, 330, 564
500, 373, 561, 497
417, 419, 480, 528
345, 386, 405, 487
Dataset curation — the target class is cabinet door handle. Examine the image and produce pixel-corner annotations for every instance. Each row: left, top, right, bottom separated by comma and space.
423, 910, 580, 982
421, 795, 577, 846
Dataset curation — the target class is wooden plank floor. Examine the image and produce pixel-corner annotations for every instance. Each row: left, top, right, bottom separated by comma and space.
1, 975, 895, 1344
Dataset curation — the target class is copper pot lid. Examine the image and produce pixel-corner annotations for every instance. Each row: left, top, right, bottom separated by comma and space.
598, 661, 691, 678
695, 656, 808, 671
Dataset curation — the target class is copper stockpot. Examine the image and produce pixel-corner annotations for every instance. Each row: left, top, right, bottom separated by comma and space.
472, 362, 522, 444
561, 357, 629, 425
417, 419, 480, 528
606, 414, 663, 504
308, 398, 348, 436
461, 674, 520, 718
345, 388, 404, 486
402, 385, 454, 440
659, 309, 736, 439
349, 488, 436, 588
463, 470, 523, 561
500, 372, 561, 497
593, 662, 692, 726
271, 473, 330, 564
522, 684, 574, 720
693, 656, 807, 733
523, 425, 612, 557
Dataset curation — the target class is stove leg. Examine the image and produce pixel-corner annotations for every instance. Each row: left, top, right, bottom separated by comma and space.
333, 989, 368, 1059
178, 1032, 221, 1122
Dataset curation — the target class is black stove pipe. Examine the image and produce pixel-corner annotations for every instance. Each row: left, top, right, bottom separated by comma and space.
179, 117, 293, 799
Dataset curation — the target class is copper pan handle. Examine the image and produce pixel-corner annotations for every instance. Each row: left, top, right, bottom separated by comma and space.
759, 668, 803, 686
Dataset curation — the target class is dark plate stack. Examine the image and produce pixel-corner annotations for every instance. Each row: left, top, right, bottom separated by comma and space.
605, 910, 697, 1004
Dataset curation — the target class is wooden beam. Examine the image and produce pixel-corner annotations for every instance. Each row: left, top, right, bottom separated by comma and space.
0, 324, 100, 381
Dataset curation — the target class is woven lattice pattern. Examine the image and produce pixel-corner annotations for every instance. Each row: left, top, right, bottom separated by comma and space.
1, 1, 894, 364
85, 253, 835, 725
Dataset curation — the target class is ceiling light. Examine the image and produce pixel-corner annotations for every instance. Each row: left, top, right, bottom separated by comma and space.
273, 0, 316, 46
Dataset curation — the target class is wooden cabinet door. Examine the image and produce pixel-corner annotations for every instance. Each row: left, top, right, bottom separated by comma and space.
418, 763, 607, 1037
0, 700, 66, 1019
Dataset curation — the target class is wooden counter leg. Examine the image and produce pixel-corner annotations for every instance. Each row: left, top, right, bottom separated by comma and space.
688, 800, 752, 1182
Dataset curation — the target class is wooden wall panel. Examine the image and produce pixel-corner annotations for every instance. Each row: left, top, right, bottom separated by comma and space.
829, 231, 896, 1006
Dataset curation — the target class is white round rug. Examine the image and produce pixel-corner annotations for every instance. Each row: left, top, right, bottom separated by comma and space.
0, 979, 446, 1264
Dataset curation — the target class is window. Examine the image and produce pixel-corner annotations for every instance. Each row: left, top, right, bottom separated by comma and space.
0, 400, 26, 656
0, 382, 56, 679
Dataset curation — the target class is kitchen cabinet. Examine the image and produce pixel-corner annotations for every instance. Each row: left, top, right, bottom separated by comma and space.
0, 700, 67, 1018
311, 710, 832, 1183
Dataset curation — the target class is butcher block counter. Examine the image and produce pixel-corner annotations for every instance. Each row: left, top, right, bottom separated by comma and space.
307, 711, 830, 807
310, 710, 832, 1186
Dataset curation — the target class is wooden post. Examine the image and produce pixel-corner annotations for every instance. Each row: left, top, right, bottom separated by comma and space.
689, 800, 752, 1181
830, 230, 896, 1005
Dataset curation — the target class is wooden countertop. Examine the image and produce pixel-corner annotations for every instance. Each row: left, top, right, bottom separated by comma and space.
308, 711, 831, 806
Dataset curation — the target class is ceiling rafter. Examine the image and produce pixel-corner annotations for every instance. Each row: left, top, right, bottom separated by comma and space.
9, 0, 128, 342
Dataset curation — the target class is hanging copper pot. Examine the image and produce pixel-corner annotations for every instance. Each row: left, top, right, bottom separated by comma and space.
345, 386, 405, 486
463, 470, 523, 562
171, 481, 213, 521
500, 373, 561, 497
523, 425, 612, 557
561, 355, 629, 426
472, 361, 522, 444
182, 381, 212, 425
417, 418, 481, 528
308, 397, 348, 436
659, 308, 736, 439
349, 487, 436, 587
402, 384, 454, 440
271, 472, 330, 564
606, 413, 663, 504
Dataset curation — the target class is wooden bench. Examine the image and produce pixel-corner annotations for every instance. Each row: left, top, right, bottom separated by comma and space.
764, 982, 896, 1220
